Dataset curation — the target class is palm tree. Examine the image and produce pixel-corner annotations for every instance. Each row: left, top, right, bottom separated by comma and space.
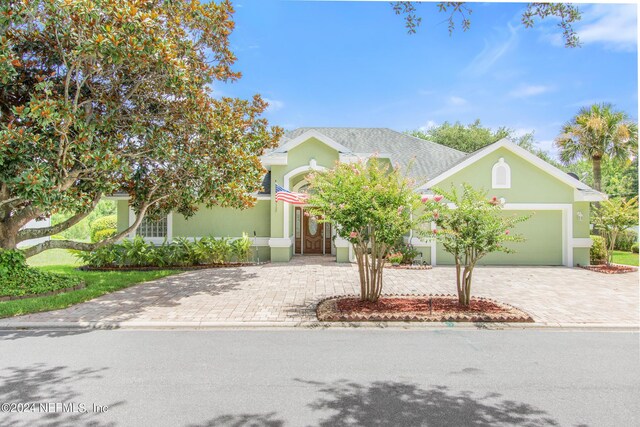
555, 103, 638, 192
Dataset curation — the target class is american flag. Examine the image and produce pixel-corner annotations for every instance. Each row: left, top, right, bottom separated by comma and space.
275, 184, 308, 205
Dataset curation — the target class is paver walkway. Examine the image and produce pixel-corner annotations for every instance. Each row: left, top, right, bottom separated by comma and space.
2, 256, 638, 327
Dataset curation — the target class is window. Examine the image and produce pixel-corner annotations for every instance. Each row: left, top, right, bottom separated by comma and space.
136, 216, 168, 239
492, 158, 511, 189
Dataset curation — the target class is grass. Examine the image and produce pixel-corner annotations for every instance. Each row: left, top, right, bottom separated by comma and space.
611, 250, 639, 266
1, 251, 178, 318
27, 248, 82, 267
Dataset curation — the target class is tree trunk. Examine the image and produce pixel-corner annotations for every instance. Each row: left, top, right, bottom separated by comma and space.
592, 156, 602, 193
0, 224, 19, 251
462, 265, 474, 306
353, 235, 386, 303
607, 231, 618, 266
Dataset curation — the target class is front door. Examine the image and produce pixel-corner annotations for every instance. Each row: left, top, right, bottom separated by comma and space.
303, 213, 323, 254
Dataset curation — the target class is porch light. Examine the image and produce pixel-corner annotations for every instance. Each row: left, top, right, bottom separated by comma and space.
577, 211, 584, 221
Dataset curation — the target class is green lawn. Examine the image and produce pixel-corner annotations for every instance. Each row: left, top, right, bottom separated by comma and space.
27, 248, 82, 267
611, 250, 639, 266
1, 250, 178, 318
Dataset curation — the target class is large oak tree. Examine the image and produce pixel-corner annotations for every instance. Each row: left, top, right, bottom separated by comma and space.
0, 0, 281, 256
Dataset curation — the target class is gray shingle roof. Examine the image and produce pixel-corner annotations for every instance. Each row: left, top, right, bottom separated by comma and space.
275, 127, 467, 182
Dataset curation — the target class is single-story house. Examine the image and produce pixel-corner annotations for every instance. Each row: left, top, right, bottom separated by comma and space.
110, 127, 605, 266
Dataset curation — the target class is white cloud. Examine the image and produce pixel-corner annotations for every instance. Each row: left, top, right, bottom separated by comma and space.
540, 4, 637, 51
448, 96, 468, 106
508, 85, 552, 98
577, 4, 637, 51
263, 98, 284, 112
463, 22, 519, 75
418, 89, 435, 96
418, 120, 438, 131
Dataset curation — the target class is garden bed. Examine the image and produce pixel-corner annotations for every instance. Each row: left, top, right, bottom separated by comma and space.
78, 261, 266, 272
0, 267, 85, 301
316, 294, 534, 322
386, 264, 432, 270
580, 263, 638, 274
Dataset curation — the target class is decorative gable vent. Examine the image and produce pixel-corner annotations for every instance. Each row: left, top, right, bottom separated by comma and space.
492, 158, 511, 189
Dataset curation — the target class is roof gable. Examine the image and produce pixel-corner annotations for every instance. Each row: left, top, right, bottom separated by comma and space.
274, 129, 352, 154
417, 138, 605, 200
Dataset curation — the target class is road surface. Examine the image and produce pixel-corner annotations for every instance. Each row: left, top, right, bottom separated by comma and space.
1, 329, 638, 426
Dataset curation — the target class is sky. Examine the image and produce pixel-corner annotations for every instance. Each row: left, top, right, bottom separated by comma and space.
215, 1, 638, 158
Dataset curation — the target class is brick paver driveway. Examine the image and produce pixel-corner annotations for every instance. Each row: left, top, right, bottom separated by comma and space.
2, 256, 638, 327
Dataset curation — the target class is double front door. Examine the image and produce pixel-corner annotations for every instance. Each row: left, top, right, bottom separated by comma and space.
294, 207, 332, 255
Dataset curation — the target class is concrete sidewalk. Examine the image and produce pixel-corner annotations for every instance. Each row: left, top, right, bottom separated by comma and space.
1, 256, 638, 329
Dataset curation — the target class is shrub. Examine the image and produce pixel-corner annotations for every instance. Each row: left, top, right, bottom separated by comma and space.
74, 234, 251, 268
396, 242, 420, 264
0, 248, 27, 276
0, 249, 81, 297
387, 252, 403, 264
90, 215, 117, 242
590, 235, 607, 264
614, 229, 638, 251
593, 196, 639, 264
230, 234, 252, 262
632, 243, 639, 254
93, 228, 117, 242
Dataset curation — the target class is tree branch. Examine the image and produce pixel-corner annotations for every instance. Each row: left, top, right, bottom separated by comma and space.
22, 202, 152, 258
16, 194, 102, 242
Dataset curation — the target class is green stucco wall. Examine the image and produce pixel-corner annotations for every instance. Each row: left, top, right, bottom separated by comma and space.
412, 245, 432, 265
336, 247, 350, 263
573, 248, 590, 267
437, 147, 574, 203
173, 201, 270, 238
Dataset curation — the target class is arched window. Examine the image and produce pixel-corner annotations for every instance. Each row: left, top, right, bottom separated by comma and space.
492, 158, 511, 189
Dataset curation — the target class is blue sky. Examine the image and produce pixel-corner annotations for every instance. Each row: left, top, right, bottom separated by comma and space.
216, 1, 638, 158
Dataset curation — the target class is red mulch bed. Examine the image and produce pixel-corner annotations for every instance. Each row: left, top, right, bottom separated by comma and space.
580, 264, 637, 274
386, 264, 432, 270
317, 295, 534, 323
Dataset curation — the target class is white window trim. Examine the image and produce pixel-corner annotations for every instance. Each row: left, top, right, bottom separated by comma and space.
492, 157, 511, 189
128, 208, 173, 244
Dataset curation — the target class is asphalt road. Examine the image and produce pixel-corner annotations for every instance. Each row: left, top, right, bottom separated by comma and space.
0, 329, 638, 427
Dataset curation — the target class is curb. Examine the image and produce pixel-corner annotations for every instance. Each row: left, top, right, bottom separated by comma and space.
0, 321, 637, 332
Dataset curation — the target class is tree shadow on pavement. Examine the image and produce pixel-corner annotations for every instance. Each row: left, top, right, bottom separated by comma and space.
188, 412, 284, 427
189, 379, 561, 427
0, 329, 95, 342
297, 379, 560, 427
0, 363, 124, 427
2, 267, 258, 326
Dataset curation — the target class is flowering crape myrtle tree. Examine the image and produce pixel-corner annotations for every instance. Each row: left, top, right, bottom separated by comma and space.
0, 0, 281, 257
307, 158, 420, 302
421, 184, 529, 306
592, 196, 639, 265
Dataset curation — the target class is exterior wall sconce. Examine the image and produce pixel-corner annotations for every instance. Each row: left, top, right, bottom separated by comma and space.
577, 211, 584, 221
